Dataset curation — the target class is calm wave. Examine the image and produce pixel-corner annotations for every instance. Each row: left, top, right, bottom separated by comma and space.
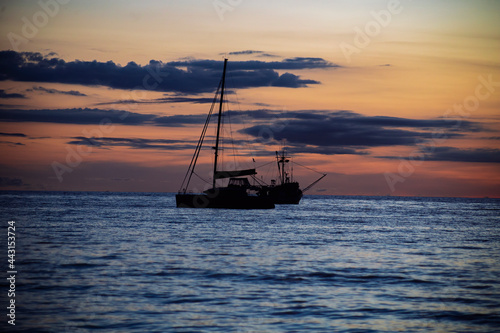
1, 192, 499, 332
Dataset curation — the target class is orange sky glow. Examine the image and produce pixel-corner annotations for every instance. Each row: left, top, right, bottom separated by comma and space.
0, 0, 499, 197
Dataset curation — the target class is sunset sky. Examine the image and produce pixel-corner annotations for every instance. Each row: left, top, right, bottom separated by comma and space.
0, 0, 499, 197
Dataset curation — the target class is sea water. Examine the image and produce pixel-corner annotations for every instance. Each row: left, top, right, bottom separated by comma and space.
0, 192, 499, 332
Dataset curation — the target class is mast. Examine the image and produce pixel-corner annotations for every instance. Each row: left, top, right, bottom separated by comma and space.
213, 58, 228, 189
276, 148, 289, 185
283, 148, 286, 184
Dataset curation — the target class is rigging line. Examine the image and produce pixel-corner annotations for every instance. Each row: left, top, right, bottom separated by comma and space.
253, 160, 276, 184
219, 96, 227, 166
192, 171, 211, 185
219, 97, 225, 170
250, 175, 268, 186
182, 104, 214, 191
226, 68, 256, 164
179, 80, 222, 192
189, 85, 220, 185
254, 160, 275, 170
293, 161, 325, 175
224, 98, 239, 168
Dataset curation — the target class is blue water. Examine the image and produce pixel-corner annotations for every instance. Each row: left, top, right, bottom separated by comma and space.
1, 192, 499, 332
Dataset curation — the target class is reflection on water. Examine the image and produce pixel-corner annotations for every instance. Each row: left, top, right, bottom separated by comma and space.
0, 192, 499, 332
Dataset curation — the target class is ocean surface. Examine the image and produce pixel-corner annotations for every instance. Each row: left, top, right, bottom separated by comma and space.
1, 191, 499, 332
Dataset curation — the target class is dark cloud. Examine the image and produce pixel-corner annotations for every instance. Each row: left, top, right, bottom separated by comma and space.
67, 136, 196, 151
348, 114, 481, 132
379, 147, 500, 163
0, 103, 25, 108
0, 51, 333, 94
155, 96, 215, 104
67, 136, 260, 154
0, 89, 25, 99
0, 140, 24, 146
258, 53, 281, 58
253, 102, 273, 107
288, 146, 368, 155
272, 72, 318, 87
0, 132, 28, 146
28, 86, 87, 96
167, 57, 337, 71
226, 50, 281, 58
423, 147, 500, 163
0, 107, 240, 127
239, 110, 480, 154
0, 132, 27, 137
228, 68, 316, 88
241, 145, 366, 156
95, 96, 215, 106
153, 114, 209, 127
0, 108, 155, 125
0, 107, 485, 157
228, 50, 266, 55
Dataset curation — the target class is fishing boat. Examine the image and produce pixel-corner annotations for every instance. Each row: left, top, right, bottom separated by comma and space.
257, 147, 327, 204
176, 59, 275, 209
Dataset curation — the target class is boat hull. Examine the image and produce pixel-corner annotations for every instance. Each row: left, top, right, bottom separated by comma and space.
176, 193, 275, 209
262, 182, 303, 204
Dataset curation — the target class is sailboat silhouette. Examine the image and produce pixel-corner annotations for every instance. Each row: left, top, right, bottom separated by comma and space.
176, 59, 275, 209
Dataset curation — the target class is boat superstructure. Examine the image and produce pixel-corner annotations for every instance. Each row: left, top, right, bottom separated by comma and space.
257, 147, 326, 204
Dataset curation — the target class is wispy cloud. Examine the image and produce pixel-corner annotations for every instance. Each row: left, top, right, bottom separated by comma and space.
227, 50, 266, 55
225, 50, 280, 58
168, 57, 337, 70
380, 147, 500, 164
428, 147, 500, 163
0, 107, 213, 127
0, 108, 155, 125
67, 136, 197, 151
0, 140, 24, 146
27, 86, 87, 96
0, 132, 27, 137
95, 96, 216, 106
0, 132, 27, 146
0, 89, 25, 99
153, 114, 209, 127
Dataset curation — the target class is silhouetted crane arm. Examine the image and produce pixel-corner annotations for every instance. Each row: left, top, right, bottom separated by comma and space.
302, 174, 327, 193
